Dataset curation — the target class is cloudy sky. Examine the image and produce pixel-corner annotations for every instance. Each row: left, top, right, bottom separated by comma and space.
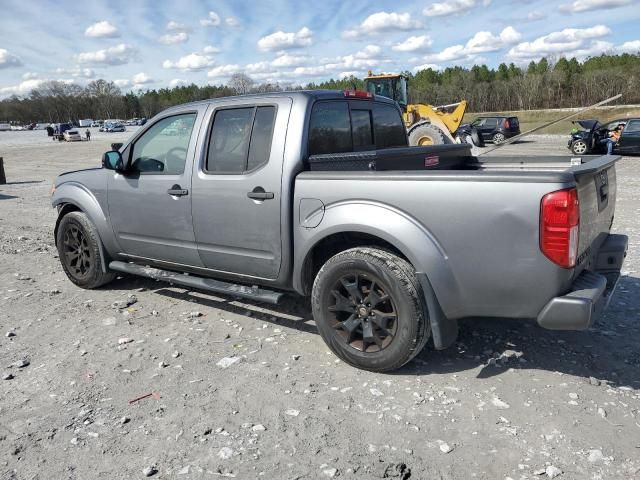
1, 0, 639, 97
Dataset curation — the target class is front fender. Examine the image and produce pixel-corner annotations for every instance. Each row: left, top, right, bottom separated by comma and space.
293, 200, 464, 319
52, 182, 119, 261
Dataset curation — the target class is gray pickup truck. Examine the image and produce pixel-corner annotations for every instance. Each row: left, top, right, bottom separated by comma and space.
52, 90, 628, 372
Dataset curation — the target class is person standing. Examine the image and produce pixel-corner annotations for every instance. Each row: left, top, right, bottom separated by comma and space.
85, 129, 91, 141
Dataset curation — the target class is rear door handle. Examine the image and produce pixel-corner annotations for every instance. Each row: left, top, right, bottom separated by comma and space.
247, 191, 274, 200
167, 184, 189, 196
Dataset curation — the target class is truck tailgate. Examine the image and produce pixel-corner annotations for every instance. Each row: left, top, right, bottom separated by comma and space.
570, 155, 619, 271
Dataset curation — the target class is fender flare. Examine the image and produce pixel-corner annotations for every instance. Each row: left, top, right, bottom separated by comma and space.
293, 200, 464, 320
52, 182, 118, 273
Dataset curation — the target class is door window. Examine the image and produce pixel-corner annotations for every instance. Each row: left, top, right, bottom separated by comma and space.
206, 106, 276, 173
130, 113, 196, 174
623, 120, 640, 133
308, 101, 352, 155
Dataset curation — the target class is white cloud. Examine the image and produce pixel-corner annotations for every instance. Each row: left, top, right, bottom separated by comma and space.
423, 26, 521, 62
226, 17, 240, 27
22, 72, 38, 80
0, 78, 77, 96
207, 64, 241, 79
114, 79, 130, 88
526, 10, 546, 21
258, 27, 313, 51
132, 72, 153, 85
620, 40, 640, 53
393, 35, 433, 52
84, 20, 119, 38
412, 63, 442, 72
56, 67, 96, 78
559, 0, 633, 13
167, 21, 189, 32
0, 79, 46, 95
343, 12, 421, 38
75, 44, 137, 65
0, 48, 22, 68
203, 45, 221, 55
169, 78, 189, 87
271, 54, 309, 67
506, 25, 611, 60
162, 53, 215, 71
423, 0, 476, 17
200, 11, 221, 27
159, 32, 189, 45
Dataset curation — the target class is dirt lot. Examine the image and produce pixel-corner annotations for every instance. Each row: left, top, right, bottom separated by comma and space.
1, 130, 639, 480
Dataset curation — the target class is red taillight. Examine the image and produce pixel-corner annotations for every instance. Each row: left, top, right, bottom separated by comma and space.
344, 90, 373, 99
503, 118, 510, 129
540, 188, 580, 268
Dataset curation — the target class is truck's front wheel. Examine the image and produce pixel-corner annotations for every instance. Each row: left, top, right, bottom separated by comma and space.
56, 211, 116, 289
311, 247, 430, 372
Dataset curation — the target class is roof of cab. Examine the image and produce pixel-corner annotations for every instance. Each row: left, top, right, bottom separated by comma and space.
160, 89, 398, 113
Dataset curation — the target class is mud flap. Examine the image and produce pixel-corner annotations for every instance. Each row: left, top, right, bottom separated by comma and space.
416, 273, 458, 350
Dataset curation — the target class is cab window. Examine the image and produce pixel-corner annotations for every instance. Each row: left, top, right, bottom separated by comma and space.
130, 113, 196, 174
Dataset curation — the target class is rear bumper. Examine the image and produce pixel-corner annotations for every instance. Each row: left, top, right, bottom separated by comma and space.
537, 234, 628, 330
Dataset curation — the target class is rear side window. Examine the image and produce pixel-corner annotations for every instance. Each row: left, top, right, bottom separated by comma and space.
482, 118, 498, 128
206, 105, 276, 173
373, 103, 407, 149
308, 101, 352, 155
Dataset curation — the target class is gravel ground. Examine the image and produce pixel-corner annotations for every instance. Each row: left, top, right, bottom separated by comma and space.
1, 131, 639, 480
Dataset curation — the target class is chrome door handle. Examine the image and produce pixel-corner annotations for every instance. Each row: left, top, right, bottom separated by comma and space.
167, 185, 189, 196
247, 187, 274, 200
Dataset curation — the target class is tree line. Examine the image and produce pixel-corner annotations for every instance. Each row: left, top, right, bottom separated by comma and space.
1, 53, 639, 123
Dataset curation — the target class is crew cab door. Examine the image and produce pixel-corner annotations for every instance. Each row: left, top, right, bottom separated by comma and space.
191, 97, 291, 279
472, 117, 498, 140
617, 119, 640, 153
107, 107, 205, 266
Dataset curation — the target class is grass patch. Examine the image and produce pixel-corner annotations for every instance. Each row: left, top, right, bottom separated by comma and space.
463, 106, 640, 135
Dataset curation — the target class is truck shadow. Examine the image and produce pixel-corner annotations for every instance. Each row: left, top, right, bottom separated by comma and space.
405, 275, 640, 390
113, 274, 639, 389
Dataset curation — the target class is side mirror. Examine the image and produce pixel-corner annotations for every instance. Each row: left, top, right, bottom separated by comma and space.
102, 150, 125, 172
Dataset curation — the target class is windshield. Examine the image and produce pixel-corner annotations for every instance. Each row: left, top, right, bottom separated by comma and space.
365, 77, 408, 107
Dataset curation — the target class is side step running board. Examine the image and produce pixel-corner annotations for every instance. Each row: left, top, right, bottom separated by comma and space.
109, 261, 283, 305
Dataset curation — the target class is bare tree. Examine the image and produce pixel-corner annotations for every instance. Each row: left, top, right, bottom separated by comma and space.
227, 73, 255, 95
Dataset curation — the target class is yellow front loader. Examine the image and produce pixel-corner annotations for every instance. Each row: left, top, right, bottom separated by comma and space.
364, 71, 467, 146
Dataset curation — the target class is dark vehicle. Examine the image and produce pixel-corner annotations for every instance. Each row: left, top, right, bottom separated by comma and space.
568, 118, 640, 155
52, 122, 73, 141
462, 116, 520, 144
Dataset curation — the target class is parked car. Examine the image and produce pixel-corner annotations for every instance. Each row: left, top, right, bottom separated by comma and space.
0, 123, 10, 131
92, 120, 103, 128
568, 118, 640, 155
51, 90, 627, 372
103, 122, 126, 133
63, 130, 82, 142
461, 115, 520, 144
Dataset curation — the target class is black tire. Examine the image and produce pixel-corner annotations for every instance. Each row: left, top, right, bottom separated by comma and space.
571, 139, 588, 155
408, 123, 447, 146
311, 247, 430, 372
492, 132, 506, 144
56, 211, 116, 289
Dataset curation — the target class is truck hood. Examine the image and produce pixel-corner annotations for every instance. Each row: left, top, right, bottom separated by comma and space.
55, 167, 103, 186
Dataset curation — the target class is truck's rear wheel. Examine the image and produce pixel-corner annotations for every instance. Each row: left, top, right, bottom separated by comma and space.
408, 124, 446, 146
56, 211, 115, 289
311, 247, 430, 372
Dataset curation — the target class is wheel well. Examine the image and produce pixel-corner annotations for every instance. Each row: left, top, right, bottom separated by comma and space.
53, 203, 82, 245
301, 232, 409, 295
